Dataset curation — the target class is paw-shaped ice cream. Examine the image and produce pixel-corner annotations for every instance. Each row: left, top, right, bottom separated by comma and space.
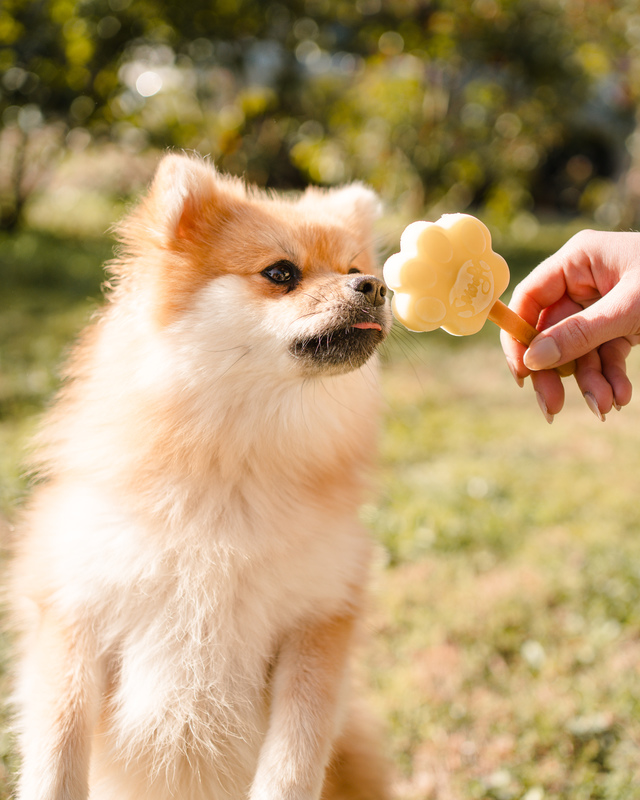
384, 213, 576, 377
383, 213, 510, 336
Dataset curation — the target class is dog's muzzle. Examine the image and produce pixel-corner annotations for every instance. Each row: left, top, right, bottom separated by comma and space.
290, 274, 390, 375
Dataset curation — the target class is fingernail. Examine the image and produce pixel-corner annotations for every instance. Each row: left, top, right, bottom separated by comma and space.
584, 392, 606, 422
613, 394, 622, 411
507, 358, 525, 388
536, 392, 554, 424
524, 337, 562, 371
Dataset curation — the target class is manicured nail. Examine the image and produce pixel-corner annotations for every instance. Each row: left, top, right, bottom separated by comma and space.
536, 392, 554, 424
524, 337, 562, 371
507, 358, 525, 388
584, 392, 605, 422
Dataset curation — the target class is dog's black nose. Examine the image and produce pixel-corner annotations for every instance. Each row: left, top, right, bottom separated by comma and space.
347, 274, 387, 307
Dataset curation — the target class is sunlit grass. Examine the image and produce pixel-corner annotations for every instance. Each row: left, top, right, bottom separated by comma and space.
367, 329, 640, 799
0, 231, 107, 513
1, 226, 639, 799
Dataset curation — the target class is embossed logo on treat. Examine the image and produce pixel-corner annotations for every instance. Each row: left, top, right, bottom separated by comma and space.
449, 260, 494, 318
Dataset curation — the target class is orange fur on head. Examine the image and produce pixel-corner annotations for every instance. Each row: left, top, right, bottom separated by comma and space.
113, 154, 382, 327
11, 152, 393, 800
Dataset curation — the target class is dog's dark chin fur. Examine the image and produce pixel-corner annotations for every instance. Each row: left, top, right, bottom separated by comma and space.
291, 324, 386, 375
290, 289, 389, 375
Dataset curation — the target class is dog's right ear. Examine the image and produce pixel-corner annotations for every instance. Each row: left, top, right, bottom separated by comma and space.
145, 153, 226, 246
117, 153, 244, 258
112, 153, 249, 324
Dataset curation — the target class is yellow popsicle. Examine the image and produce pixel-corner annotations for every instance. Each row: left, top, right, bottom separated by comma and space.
383, 213, 575, 377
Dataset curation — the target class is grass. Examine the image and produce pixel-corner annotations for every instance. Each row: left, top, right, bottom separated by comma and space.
0, 231, 110, 514
1, 224, 640, 799
369, 328, 640, 799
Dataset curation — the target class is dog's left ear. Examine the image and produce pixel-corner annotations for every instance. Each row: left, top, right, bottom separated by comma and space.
322, 183, 382, 237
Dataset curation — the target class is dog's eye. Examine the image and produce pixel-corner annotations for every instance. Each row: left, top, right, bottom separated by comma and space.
262, 261, 299, 287
348, 267, 361, 274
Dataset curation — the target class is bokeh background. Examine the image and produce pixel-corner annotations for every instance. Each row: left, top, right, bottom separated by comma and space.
3, 0, 640, 234
2, 1, 640, 798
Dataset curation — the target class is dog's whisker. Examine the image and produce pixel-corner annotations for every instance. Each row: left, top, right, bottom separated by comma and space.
301, 291, 329, 305
383, 327, 429, 397
289, 309, 324, 327
318, 378, 369, 420
215, 347, 251, 379
349, 230, 397, 266
193, 344, 252, 355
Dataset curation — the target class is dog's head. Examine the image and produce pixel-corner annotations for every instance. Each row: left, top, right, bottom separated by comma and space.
113, 154, 391, 381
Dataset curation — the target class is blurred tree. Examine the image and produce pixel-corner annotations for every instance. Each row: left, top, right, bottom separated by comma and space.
0, 0, 636, 230
0, 0, 158, 228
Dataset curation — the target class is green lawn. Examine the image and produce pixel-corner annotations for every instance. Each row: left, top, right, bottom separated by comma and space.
371, 328, 640, 799
1, 226, 640, 798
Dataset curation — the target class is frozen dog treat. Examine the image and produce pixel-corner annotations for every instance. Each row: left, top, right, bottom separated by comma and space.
383, 213, 575, 377
383, 214, 508, 336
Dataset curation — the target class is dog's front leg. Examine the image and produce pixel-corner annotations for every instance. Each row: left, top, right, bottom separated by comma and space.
249, 611, 356, 800
15, 610, 103, 800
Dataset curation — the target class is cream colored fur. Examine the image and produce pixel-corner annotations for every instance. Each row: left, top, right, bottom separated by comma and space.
10, 154, 392, 800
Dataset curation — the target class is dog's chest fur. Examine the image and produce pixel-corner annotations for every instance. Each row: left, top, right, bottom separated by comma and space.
30, 427, 371, 784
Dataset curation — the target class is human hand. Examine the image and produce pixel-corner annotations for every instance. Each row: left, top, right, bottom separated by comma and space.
500, 229, 640, 423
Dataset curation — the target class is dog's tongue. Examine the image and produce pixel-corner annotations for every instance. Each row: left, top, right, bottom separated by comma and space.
352, 322, 382, 331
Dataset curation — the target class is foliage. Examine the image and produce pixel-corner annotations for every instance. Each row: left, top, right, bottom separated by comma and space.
1, 0, 639, 229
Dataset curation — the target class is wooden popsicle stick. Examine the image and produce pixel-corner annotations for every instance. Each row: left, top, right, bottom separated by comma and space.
488, 299, 576, 378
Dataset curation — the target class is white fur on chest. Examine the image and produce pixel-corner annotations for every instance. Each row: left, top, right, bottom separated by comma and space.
35, 477, 369, 791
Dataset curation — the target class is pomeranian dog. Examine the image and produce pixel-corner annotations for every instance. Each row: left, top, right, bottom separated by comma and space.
10, 153, 393, 800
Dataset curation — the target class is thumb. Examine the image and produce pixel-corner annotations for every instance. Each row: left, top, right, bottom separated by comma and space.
523, 277, 640, 370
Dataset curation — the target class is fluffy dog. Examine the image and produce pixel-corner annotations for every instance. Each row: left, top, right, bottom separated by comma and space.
10, 153, 393, 800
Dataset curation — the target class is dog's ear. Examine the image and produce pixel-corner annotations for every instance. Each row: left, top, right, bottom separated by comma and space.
111, 153, 247, 322
145, 153, 240, 245
118, 153, 245, 258
321, 183, 382, 237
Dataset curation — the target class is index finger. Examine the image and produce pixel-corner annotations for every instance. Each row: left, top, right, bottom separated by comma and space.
508, 253, 573, 327
507, 228, 619, 327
